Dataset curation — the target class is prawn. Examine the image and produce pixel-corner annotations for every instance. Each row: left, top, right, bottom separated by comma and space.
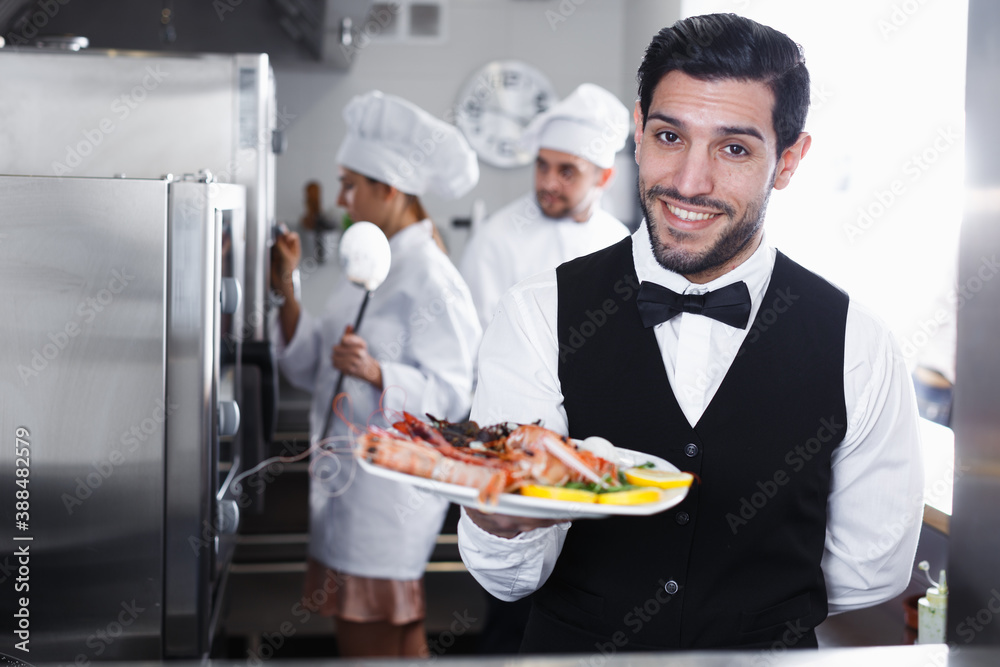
359, 428, 516, 503
357, 413, 618, 505
505, 425, 620, 489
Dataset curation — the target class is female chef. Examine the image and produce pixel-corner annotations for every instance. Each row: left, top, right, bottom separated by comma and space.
270, 90, 482, 658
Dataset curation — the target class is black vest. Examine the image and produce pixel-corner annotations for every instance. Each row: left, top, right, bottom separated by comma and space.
521, 238, 849, 653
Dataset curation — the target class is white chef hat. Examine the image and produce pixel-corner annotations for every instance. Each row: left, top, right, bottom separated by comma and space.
336, 90, 479, 200
523, 83, 630, 169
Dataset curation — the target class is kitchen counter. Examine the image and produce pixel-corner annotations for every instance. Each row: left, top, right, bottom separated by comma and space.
23, 644, 998, 666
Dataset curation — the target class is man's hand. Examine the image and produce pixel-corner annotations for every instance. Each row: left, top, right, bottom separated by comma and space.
465, 507, 569, 539
332, 325, 383, 389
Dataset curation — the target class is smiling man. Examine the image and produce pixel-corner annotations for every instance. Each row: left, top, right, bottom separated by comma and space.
638, 70, 805, 281
458, 14, 924, 653
459, 83, 631, 331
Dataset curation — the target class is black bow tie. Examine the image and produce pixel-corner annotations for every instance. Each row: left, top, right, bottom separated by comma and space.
636, 280, 752, 329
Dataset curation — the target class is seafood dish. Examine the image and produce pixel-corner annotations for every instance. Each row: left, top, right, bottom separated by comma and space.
355, 413, 694, 515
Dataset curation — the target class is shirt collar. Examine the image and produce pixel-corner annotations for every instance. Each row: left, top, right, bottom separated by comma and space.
631, 218, 775, 301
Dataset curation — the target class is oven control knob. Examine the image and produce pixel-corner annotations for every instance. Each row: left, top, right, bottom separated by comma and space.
216, 499, 240, 536
218, 400, 241, 437
220, 277, 242, 315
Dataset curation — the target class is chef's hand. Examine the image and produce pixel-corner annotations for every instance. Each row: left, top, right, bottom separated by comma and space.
332, 325, 383, 389
464, 507, 569, 539
271, 226, 303, 343
270, 226, 302, 298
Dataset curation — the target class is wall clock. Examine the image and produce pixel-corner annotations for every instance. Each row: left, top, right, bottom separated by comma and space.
454, 60, 558, 169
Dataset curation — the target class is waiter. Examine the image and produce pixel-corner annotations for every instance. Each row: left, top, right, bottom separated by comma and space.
458, 13, 924, 653
459, 83, 631, 330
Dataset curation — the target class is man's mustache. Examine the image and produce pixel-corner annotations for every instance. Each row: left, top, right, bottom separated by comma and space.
643, 185, 735, 219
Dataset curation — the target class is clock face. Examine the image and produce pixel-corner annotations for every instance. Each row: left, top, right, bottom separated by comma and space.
454, 60, 558, 169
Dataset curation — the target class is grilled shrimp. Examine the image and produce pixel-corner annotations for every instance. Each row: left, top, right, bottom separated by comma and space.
357, 413, 618, 504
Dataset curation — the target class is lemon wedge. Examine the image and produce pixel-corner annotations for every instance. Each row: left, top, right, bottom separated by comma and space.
596, 488, 663, 505
623, 468, 694, 489
520, 485, 598, 503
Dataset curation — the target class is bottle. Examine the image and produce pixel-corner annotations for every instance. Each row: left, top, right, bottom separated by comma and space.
917, 560, 948, 644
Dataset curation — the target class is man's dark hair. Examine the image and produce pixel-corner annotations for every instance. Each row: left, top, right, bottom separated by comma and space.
637, 13, 810, 158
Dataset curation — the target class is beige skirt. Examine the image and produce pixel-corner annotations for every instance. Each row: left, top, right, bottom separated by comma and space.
302, 558, 426, 625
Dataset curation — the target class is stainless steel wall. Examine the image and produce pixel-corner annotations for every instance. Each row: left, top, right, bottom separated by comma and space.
0, 48, 275, 342
949, 0, 1000, 647
0, 176, 169, 658
0, 176, 247, 659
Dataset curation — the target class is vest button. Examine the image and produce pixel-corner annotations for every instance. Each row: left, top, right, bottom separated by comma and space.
684, 443, 699, 457
675, 511, 690, 525
664, 580, 679, 595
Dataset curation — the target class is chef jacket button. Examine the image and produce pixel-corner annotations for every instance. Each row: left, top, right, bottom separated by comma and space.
664, 580, 679, 595
675, 511, 690, 525
684, 443, 699, 457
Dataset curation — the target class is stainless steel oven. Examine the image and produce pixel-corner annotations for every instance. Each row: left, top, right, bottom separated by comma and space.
0, 44, 281, 448
0, 173, 245, 659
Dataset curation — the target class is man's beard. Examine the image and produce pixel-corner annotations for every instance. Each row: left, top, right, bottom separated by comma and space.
639, 179, 771, 277
536, 186, 597, 221
537, 190, 570, 219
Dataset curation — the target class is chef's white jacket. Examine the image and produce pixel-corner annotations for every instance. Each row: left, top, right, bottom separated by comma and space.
458, 222, 925, 613
459, 193, 628, 330
275, 220, 481, 580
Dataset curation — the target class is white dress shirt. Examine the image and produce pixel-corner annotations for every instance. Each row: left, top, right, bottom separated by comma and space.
459, 193, 628, 330
275, 220, 482, 579
458, 221, 924, 613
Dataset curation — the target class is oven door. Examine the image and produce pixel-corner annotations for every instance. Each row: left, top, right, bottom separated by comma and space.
0, 174, 169, 660
164, 179, 246, 657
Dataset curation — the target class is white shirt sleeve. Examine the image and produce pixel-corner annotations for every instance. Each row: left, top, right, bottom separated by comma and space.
457, 507, 569, 601
458, 271, 570, 598
270, 306, 323, 393
459, 225, 512, 333
824, 302, 925, 613
468, 272, 566, 429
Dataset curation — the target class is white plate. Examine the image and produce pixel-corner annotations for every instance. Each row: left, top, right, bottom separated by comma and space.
356, 444, 690, 519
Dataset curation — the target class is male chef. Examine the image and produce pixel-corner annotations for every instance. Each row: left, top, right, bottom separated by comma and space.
458, 13, 924, 653
459, 83, 631, 330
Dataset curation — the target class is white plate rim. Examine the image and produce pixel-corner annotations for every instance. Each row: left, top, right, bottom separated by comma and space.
356, 445, 690, 519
